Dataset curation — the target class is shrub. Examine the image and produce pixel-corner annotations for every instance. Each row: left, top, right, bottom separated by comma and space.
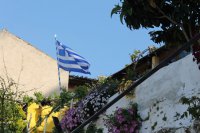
77, 90, 110, 122
74, 85, 89, 100
60, 108, 82, 132
104, 104, 141, 133
86, 123, 103, 133
0, 77, 27, 133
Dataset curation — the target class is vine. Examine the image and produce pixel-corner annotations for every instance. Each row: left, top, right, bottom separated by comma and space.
104, 104, 141, 133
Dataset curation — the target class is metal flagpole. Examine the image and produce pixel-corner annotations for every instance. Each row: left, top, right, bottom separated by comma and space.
66, 72, 69, 91
55, 34, 62, 92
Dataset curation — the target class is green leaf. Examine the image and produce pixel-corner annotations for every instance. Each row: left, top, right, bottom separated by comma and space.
120, 12, 124, 24
111, 5, 121, 17
34, 92, 44, 103
127, 8, 133, 16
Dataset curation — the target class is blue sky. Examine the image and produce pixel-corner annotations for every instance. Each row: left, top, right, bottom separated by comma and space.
0, 0, 155, 78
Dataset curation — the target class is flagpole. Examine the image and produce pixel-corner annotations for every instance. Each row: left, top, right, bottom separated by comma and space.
55, 37, 91, 93
55, 34, 62, 92
66, 71, 70, 91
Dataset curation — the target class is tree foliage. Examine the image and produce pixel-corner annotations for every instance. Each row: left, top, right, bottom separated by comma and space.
0, 77, 26, 133
112, 0, 200, 45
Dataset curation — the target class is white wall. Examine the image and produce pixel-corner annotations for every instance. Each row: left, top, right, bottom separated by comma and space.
96, 54, 200, 133
0, 29, 69, 96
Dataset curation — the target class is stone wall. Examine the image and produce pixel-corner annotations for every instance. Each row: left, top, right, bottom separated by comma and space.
95, 54, 200, 133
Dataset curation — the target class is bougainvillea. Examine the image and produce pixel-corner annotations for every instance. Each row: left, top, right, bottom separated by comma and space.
60, 89, 111, 131
192, 44, 200, 70
104, 105, 140, 133
60, 108, 81, 131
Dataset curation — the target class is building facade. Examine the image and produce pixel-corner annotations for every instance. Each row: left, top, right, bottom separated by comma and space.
0, 29, 69, 96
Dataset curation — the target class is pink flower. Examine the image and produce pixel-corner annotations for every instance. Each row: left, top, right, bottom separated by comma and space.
105, 106, 140, 133
117, 108, 123, 114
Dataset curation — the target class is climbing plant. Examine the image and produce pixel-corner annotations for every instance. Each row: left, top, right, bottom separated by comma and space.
104, 104, 141, 133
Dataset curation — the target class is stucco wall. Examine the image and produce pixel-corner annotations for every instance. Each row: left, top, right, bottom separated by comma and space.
0, 29, 69, 96
96, 54, 200, 133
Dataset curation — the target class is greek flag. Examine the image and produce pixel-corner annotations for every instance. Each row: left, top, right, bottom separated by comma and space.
56, 40, 90, 74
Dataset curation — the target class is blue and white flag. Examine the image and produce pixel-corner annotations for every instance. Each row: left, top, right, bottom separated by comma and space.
56, 40, 91, 74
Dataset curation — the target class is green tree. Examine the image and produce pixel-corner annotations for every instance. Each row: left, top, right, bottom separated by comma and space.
0, 77, 26, 133
112, 0, 200, 45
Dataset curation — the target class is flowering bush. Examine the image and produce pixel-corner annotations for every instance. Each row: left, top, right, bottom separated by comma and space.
104, 104, 140, 133
78, 90, 110, 122
60, 108, 81, 131
60, 89, 111, 131
60, 79, 119, 131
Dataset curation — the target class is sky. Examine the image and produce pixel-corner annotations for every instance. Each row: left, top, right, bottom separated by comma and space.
0, 0, 155, 79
